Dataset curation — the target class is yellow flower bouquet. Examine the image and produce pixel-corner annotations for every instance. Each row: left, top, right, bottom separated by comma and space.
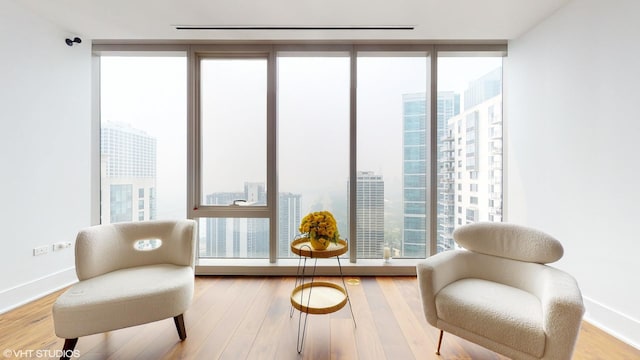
299, 210, 340, 250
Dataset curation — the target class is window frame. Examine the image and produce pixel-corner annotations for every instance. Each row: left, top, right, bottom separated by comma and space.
189, 47, 277, 260
94, 47, 188, 225
93, 42, 507, 275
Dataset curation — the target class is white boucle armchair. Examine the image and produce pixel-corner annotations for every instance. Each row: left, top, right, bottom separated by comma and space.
417, 222, 584, 360
52, 219, 197, 360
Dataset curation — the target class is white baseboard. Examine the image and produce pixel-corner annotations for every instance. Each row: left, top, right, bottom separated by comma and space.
0, 267, 77, 314
583, 296, 640, 350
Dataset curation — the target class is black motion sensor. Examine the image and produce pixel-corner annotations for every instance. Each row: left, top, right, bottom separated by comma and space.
65, 37, 82, 46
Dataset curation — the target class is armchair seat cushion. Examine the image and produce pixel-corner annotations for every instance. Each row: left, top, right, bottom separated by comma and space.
53, 264, 194, 339
435, 278, 545, 358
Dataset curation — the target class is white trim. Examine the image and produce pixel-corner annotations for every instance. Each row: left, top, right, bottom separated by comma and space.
0, 267, 77, 315
583, 296, 640, 350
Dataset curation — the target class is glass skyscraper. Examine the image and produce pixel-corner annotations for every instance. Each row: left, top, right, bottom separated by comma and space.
402, 66, 501, 255
402, 93, 428, 257
400, 91, 468, 255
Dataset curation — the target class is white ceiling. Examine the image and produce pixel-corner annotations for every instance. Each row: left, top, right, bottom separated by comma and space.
17, 0, 570, 42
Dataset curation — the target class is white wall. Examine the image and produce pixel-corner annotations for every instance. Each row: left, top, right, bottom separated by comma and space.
0, 0, 92, 312
506, 0, 640, 348
2, 0, 639, 348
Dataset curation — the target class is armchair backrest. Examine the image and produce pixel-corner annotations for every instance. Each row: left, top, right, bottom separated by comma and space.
453, 222, 564, 264
75, 219, 197, 281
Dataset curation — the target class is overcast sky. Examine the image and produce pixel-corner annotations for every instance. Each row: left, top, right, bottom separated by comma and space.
100, 54, 500, 218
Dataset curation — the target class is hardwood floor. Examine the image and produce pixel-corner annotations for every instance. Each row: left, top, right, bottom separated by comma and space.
1, 276, 638, 359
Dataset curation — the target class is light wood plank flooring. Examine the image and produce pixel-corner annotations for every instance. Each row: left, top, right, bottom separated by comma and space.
1, 276, 638, 359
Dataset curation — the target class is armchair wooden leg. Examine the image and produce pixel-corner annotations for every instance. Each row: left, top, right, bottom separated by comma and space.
60, 338, 78, 360
174, 314, 187, 341
436, 330, 444, 355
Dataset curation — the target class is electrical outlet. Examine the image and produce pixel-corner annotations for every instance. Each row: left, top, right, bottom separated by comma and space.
53, 241, 72, 251
33, 245, 49, 256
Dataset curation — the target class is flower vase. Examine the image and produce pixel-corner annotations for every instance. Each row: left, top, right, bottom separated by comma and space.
309, 234, 330, 250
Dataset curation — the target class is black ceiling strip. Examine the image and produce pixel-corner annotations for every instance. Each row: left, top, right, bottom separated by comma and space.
175, 26, 414, 31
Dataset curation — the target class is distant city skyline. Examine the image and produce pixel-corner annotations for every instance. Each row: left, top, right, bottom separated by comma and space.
99, 55, 502, 259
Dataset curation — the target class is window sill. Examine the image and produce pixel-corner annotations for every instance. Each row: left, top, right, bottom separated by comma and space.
195, 258, 419, 276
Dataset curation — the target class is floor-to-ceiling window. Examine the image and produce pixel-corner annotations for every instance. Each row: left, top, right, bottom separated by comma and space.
356, 51, 429, 259
96, 44, 504, 270
197, 56, 270, 258
277, 52, 350, 259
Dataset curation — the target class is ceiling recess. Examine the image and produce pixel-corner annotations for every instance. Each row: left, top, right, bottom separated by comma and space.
174, 25, 415, 31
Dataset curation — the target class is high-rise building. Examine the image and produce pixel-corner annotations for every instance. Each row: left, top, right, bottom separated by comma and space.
354, 171, 384, 258
402, 93, 428, 257
463, 67, 502, 110
279, 192, 302, 258
100, 121, 157, 223
437, 127, 456, 252
204, 191, 244, 257
244, 182, 266, 204
436, 91, 460, 253
204, 189, 269, 258
203, 184, 301, 258
449, 68, 503, 230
